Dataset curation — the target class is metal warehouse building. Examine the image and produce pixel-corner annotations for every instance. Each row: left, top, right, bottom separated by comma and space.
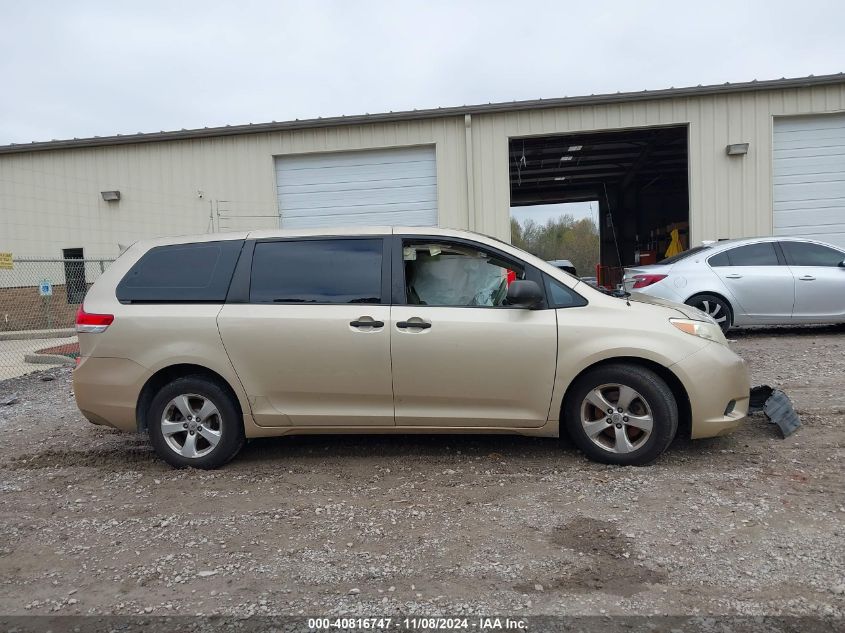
1, 73, 844, 273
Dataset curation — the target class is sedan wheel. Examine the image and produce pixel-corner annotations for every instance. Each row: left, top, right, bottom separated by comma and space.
686, 294, 732, 333
580, 384, 653, 454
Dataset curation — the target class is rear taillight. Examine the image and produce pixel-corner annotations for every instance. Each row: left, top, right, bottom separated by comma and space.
631, 274, 668, 289
76, 306, 114, 333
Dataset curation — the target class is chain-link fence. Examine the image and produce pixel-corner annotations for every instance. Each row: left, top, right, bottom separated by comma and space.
0, 257, 113, 381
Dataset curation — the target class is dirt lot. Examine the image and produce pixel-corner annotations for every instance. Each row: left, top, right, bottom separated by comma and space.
0, 327, 843, 618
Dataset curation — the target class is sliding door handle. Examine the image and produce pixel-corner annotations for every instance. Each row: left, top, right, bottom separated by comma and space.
349, 319, 384, 328
396, 320, 431, 329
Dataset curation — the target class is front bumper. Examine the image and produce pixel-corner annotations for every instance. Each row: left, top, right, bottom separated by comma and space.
671, 342, 750, 439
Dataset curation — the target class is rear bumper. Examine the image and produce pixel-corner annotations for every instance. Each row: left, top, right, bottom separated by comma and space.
73, 357, 149, 432
671, 342, 750, 439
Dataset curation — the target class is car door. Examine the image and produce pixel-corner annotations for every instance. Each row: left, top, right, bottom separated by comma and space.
389, 236, 558, 428
707, 241, 794, 323
217, 236, 394, 427
780, 240, 845, 322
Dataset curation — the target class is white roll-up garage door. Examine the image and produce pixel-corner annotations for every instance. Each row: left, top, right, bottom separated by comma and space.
275, 146, 437, 229
773, 113, 845, 249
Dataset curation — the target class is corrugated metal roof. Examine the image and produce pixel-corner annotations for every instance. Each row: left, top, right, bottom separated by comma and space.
1, 73, 843, 155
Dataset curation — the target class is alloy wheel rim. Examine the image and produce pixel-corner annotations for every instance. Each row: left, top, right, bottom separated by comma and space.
161, 393, 222, 458
697, 299, 727, 325
580, 383, 653, 454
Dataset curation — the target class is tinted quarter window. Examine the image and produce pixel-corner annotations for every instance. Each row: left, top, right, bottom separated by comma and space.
117, 240, 242, 302
781, 241, 845, 267
546, 276, 588, 308
725, 242, 779, 266
707, 251, 730, 267
250, 239, 382, 304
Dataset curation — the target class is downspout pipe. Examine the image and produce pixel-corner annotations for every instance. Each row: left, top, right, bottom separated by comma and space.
464, 114, 476, 231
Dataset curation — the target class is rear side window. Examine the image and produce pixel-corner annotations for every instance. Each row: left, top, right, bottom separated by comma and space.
722, 242, 780, 266
116, 240, 243, 303
250, 239, 382, 304
781, 241, 844, 267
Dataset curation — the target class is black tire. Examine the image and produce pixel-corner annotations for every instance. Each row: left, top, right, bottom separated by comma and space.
148, 375, 245, 469
685, 293, 732, 333
563, 364, 678, 466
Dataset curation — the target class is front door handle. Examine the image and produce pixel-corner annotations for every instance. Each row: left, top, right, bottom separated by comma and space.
798, 275, 816, 281
725, 273, 743, 279
396, 320, 432, 329
350, 319, 384, 328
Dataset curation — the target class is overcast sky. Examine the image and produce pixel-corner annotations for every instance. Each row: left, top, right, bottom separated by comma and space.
1, 0, 843, 145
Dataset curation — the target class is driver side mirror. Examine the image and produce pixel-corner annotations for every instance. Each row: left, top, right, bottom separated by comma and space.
506, 279, 543, 308
839, 260, 845, 268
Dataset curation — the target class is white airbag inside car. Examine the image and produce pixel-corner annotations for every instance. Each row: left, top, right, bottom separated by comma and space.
408, 254, 505, 306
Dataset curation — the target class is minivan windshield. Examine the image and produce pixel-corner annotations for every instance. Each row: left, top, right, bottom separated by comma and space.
658, 245, 712, 265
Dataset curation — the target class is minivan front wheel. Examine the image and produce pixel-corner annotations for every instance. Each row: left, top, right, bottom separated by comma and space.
148, 376, 244, 469
564, 364, 677, 466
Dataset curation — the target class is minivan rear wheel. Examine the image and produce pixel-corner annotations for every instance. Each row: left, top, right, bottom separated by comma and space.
148, 376, 244, 469
564, 364, 678, 466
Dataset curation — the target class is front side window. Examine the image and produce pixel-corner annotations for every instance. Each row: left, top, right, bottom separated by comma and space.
403, 241, 523, 307
250, 239, 382, 304
722, 242, 780, 266
781, 241, 844, 267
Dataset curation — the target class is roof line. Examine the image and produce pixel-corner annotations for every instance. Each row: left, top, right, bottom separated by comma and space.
2, 73, 844, 155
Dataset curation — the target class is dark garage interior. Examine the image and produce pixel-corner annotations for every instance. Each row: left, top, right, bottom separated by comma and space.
509, 125, 690, 287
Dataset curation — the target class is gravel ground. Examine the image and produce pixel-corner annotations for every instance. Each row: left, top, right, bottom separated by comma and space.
0, 327, 843, 618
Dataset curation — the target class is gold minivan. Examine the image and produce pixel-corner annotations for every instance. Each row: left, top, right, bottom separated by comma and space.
74, 227, 749, 468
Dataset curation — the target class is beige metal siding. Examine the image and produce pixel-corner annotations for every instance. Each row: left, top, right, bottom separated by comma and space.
1, 82, 844, 259
0, 118, 468, 258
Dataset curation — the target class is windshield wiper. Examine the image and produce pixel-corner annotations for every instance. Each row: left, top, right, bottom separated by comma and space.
610, 288, 631, 306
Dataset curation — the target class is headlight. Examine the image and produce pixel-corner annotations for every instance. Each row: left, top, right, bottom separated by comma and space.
669, 318, 727, 345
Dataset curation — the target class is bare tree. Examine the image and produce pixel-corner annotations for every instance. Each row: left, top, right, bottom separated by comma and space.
511, 214, 599, 277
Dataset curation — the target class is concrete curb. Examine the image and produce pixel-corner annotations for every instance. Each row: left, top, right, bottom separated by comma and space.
0, 328, 75, 341
23, 353, 75, 366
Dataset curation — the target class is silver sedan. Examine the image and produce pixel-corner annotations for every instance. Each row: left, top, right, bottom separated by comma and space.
623, 237, 845, 332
